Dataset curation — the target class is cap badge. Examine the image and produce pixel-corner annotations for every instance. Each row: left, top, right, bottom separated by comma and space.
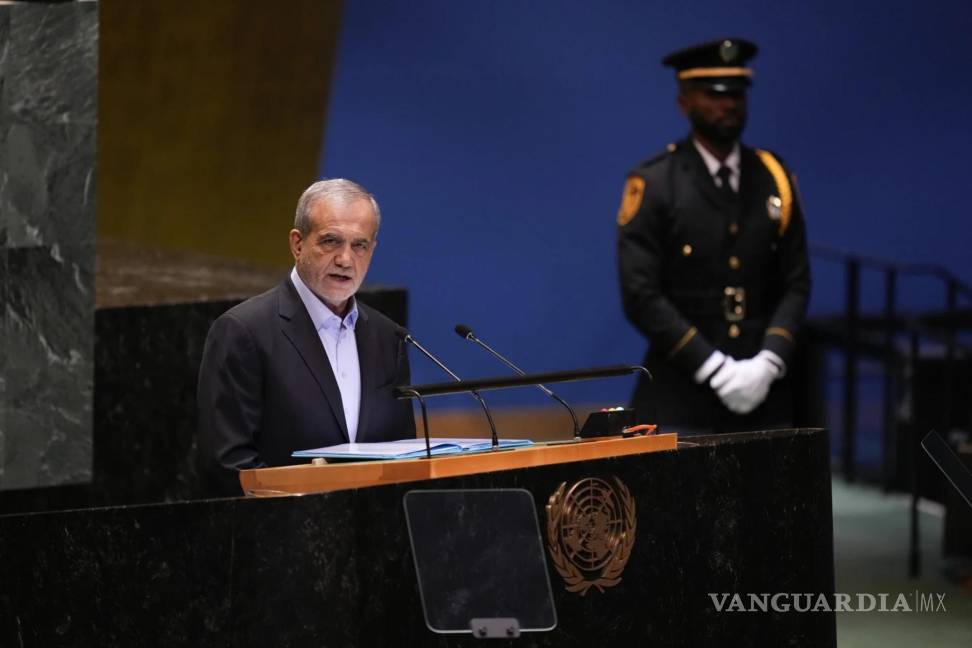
719, 40, 739, 63
766, 195, 783, 221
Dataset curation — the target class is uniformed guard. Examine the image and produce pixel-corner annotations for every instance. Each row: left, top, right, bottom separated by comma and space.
617, 38, 810, 433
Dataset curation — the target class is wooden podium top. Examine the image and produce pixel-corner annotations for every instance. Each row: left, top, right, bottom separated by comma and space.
239, 433, 678, 496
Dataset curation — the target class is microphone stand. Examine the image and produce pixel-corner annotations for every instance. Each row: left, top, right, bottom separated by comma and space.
401, 333, 500, 450
459, 328, 580, 438
401, 388, 431, 459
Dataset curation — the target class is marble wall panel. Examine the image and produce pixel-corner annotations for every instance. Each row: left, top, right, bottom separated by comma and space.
1, 2, 97, 249
0, 248, 6, 485
0, 7, 9, 249
2, 121, 96, 248
2, 244, 93, 489
0, 2, 97, 490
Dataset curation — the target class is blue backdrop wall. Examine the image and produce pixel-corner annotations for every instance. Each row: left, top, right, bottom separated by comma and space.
319, 0, 972, 408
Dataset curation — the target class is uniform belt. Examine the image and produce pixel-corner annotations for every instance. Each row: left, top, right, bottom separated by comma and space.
670, 288, 765, 321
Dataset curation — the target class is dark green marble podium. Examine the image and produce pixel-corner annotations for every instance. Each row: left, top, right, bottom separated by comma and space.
0, 428, 836, 647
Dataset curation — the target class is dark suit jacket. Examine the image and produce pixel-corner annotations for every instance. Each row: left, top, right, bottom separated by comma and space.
618, 139, 810, 431
197, 278, 416, 495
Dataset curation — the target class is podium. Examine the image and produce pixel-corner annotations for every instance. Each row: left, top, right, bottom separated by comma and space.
239, 434, 677, 495
0, 428, 836, 647
241, 435, 678, 638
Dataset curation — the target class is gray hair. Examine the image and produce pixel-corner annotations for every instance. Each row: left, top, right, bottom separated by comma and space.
293, 178, 382, 237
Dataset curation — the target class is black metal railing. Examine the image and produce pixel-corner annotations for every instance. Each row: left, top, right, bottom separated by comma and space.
810, 244, 972, 480
808, 244, 972, 577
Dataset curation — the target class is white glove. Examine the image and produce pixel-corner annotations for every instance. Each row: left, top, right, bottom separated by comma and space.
694, 350, 731, 384
710, 350, 784, 414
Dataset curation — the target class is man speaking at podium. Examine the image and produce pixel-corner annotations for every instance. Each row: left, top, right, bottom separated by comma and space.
198, 179, 415, 494
617, 39, 810, 434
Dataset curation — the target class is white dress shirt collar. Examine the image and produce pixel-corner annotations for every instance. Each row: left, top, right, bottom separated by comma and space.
290, 267, 359, 333
692, 138, 741, 192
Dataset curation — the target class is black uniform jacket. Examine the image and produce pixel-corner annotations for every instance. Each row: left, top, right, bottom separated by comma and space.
197, 278, 416, 494
617, 139, 810, 431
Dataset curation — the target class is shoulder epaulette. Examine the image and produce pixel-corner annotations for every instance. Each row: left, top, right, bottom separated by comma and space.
631, 142, 679, 173
619, 144, 680, 226
755, 149, 793, 236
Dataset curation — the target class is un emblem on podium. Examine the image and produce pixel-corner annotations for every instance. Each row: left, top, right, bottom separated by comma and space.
545, 477, 637, 595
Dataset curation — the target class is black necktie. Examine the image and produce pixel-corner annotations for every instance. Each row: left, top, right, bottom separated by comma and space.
717, 165, 735, 199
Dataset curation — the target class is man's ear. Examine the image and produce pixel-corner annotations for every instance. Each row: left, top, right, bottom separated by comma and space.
289, 229, 302, 261
677, 92, 689, 116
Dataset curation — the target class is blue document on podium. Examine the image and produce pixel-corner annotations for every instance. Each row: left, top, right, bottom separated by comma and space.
292, 437, 534, 460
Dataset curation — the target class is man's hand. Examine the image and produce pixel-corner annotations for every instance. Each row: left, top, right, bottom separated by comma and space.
709, 350, 784, 414
694, 350, 732, 384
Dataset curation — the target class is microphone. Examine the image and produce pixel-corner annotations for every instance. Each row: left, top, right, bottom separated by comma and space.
455, 324, 581, 438
395, 326, 500, 449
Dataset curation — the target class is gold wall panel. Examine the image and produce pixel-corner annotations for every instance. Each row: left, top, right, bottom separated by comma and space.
98, 0, 343, 267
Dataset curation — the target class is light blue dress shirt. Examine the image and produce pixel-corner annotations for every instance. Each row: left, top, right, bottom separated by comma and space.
290, 268, 361, 442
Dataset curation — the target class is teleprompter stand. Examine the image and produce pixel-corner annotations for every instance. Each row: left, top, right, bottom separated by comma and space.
403, 489, 557, 638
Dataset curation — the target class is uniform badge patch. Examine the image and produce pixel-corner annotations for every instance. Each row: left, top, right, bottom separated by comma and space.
766, 195, 782, 221
617, 176, 645, 226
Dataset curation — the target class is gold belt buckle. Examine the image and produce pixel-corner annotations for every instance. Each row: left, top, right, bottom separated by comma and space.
723, 286, 746, 322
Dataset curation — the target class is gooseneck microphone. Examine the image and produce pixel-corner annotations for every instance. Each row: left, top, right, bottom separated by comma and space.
455, 324, 581, 438
395, 326, 500, 449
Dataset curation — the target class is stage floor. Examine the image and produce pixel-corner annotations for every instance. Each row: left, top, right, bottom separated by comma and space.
833, 478, 972, 646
